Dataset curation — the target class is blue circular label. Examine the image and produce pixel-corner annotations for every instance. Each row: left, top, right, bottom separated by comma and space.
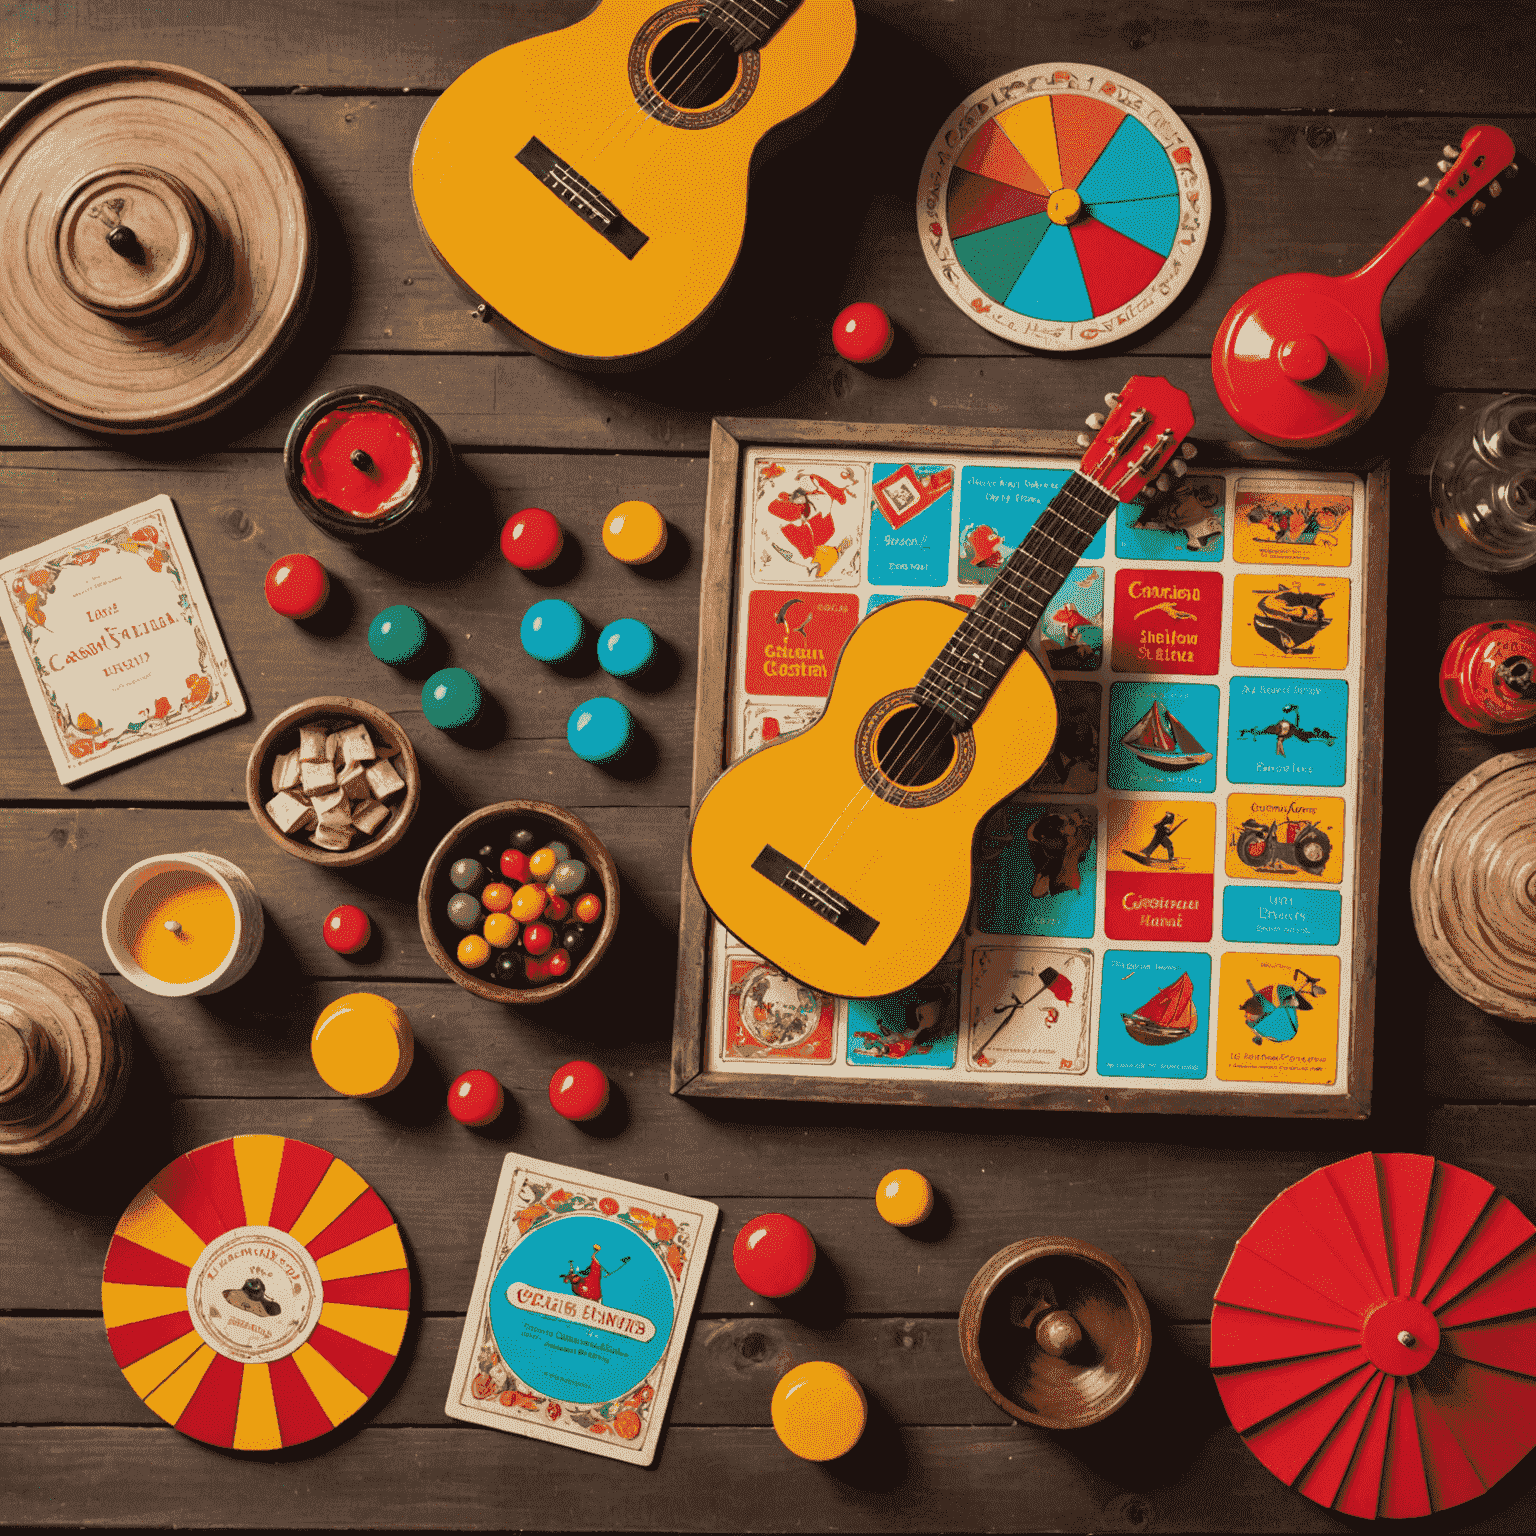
489, 1214, 673, 1404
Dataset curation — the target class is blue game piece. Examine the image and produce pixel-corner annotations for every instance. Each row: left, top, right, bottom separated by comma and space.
520, 599, 585, 664
567, 696, 634, 764
367, 603, 428, 665
597, 617, 656, 679
422, 666, 483, 729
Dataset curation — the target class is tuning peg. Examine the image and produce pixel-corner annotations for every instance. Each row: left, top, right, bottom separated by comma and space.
1459, 215, 1473, 227
1436, 159, 1452, 174
1417, 176, 1434, 190
1179, 441, 1197, 461
1444, 143, 1460, 160
1086, 411, 1106, 429
1506, 162, 1519, 178
1155, 474, 1172, 493
1075, 432, 1092, 447
1170, 460, 1188, 477
1104, 392, 1121, 407
1471, 199, 1487, 215
1489, 180, 1503, 197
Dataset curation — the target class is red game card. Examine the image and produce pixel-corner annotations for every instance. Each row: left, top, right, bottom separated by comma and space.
744, 590, 860, 697
1111, 569, 1223, 675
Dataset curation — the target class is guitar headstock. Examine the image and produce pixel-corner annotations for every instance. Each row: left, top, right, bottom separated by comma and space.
1076, 376, 1196, 502
1416, 124, 1519, 226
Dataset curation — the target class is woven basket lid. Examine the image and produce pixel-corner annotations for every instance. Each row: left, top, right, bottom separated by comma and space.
0, 61, 312, 434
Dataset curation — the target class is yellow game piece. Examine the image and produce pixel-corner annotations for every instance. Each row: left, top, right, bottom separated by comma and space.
483, 912, 516, 949
510, 883, 548, 922
310, 993, 413, 1098
875, 1168, 934, 1228
457, 933, 491, 969
771, 1361, 867, 1462
602, 499, 668, 564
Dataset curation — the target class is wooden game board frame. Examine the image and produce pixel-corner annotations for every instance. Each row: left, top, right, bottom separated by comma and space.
672, 417, 1387, 1118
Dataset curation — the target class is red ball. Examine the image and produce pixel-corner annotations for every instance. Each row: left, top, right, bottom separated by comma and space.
574, 892, 603, 925
549, 1059, 609, 1121
500, 507, 564, 571
447, 1068, 504, 1127
522, 921, 554, 957
322, 904, 371, 955
831, 302, 893, 364
733, 1212, 817, 1298
546, 947, 572, 978
500, 848, 530, 883
264, 553, 329, 619
524, 957, 550, 983
544, 892, 570, 923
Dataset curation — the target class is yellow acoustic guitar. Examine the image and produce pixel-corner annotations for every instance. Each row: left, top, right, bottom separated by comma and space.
411, 0, 857, 368
691, 378, 1196, 998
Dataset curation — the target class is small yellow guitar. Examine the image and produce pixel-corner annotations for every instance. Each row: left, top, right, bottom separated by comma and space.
691, 378, 1196, 998
411, 0, 857, 368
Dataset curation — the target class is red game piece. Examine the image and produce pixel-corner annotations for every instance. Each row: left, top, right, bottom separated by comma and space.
447, 1068, 504, 1127
831, 302, 893, 365
545, 947, 571, 978
499, 848, 530, 883
322, 904, 370, 955
263, 553, 329, 620
544, 892, 570, 923
733, 1212, 817, 1298
522, 921, 553, 957
548, 1059, 608, 1121
1440, 620, 1536, 734
574, 892, 603, 925
500, 507, 564, 571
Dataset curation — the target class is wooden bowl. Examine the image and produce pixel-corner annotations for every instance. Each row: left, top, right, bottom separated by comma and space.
417, 800, 619, 1005
958, 1237, 1152, 1429
245, 696, 420, 868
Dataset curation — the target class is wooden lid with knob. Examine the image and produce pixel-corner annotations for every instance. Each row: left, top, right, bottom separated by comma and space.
0, 61, 313, 435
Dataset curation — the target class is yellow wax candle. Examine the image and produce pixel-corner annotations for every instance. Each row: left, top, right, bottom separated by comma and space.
125, 871, 237, 985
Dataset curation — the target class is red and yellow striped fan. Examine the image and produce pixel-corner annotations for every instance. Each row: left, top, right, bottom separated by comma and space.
102, 1135, 410, 1450
1213, 1151, 1536, 1519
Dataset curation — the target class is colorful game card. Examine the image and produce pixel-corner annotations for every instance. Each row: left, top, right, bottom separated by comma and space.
847, 972, 960, 1069
750, 457, 865, 586
1097, 951, 1211, 1079
1225, 793, 1345, 884
1215, 953, 1341, 1084
1110, 568, 1222, 674
957, 464, 1107, 583
1226, 678, 1348, 785
974, 800, 1097, 938
868, 462, 953, 586
1024, 681, 1100, 794
1114, 474, 1225, 562
1231, 576, 1350, 670
1222, 886, 1342, 946
1107, 681, 1218, 794
1038, 566, 1103, 671
1105, 798, 1216, 942
738, 699, 824, 760
445, 1157, 718, 1466
721, 955, 835, 1062
1233, 478, 1353, 566
743, 589, 859, 697
963, 944, 1093, 1074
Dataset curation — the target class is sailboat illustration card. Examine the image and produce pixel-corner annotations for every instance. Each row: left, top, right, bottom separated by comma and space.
445, 1157, 718, 1466
1215, 953, 1341, 1084
749, 458, 865, 586
974, 800, 1097, 938
957, 464, 1107, 584
1107, 681, 1219, 793
963, 943, 1093, 1074
1114, 473, 1226, 563
1104, 798, 1216, 943
1226, 677, 1348, 786
1097, 950, 1211, 1080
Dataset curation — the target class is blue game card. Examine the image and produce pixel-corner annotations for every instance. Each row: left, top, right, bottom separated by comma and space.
1107, 681, 1219, 794
957, 465, 1110, 583
1038, 566, 1103, 671
1226, 677, 1348, 785
1222, 885, 1342, 945
1113, 472, 1226, 563
847, 976, 960, 1069
868, 462, 953, 586
1097, 950, 1211, 1079
975, 800, 1097, 938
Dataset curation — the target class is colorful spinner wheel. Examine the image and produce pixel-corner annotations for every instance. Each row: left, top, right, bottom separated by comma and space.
1213, 1151, 1536, 1519
102, 1135, 410, 1450
919, 64, 1209, 350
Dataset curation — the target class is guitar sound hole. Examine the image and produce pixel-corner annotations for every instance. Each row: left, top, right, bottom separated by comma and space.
873, 703, 959, 789
647, 21, 741, 110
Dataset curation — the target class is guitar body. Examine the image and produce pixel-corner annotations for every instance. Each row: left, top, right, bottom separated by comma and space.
411, 0, 857, 368
690, 598, 1060, 998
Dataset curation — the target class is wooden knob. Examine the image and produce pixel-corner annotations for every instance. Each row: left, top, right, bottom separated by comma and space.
1035, 1308, 1084, 1357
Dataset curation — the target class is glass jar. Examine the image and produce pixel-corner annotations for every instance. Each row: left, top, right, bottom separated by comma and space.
1431, 394, 1536, 572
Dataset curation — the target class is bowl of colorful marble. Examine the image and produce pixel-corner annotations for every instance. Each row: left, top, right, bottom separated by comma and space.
417, 800, 619, 1004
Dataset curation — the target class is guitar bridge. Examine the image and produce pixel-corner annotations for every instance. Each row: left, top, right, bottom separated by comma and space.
751, 846, 878, 945
515, 137, 649, 258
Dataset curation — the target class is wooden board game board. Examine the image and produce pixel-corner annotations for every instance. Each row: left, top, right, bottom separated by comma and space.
674, 420, 1386, 1117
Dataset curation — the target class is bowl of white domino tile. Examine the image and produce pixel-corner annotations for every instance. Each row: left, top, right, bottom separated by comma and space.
245, 696, 420, 867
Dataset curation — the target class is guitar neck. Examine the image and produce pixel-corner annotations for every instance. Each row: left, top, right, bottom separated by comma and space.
915, 471, 1117, 726
704, 0, 801, 50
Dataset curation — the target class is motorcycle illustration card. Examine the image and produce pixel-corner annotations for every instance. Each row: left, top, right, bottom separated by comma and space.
1097, 950, 1211, 1080
445, 1157, 718, 1466
1222, 886, 1343, 947
742, 589, 859, 698
1232, 478, 1354, 567
1214, 953, 1341, 1084
963, 943, 1093, 1074
846, 969, 960, 1069
1230, 575, 1350, 670
1107, 681, 1219, 794
1109, 568, 1223, 675
1023, 681, 1100, 795
1104, 798, 1216, 943
749, 457, 865, 586
1226, 677, 1348, 786
974, 800, 1098, 939
956, 464, 1107, 584
1225, 793, 1346, 884
720, 954, 836, 1063
1037, 566, 1103, 671
868, 462, 953, 585
736, 699, 825, 762
1114, 474, 1226, 563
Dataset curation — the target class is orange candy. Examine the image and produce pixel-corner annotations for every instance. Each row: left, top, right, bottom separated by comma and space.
457, 934, 491, 969
483, 912, 517, 949
528, 847, 558, 881
510, 883, 548, 922
574, 892, 603, 925
481, 883, 514, 913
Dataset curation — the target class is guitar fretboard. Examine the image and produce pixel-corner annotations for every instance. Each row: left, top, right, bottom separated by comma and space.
703, 0, 800, 51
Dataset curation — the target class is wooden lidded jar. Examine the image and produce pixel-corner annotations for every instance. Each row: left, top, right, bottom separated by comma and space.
0, 944, 132, 1164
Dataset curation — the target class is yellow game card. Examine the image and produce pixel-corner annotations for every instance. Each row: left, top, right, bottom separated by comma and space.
1232, 479, 1354, 567
1105, 799, 1216, 942
1230, 576, 1350, 670
1225, 793, 1345, 884
1215, 952, 1340, 1083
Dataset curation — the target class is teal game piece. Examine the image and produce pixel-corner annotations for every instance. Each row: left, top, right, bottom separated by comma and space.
368, 604, 427, 665
521, 599, 584, 664
567, 696, 634, 764
422, 667, 482, 729
598, 617, 656, 678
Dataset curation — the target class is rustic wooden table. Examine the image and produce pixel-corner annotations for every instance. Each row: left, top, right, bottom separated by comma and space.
4, 2, 1535, 1529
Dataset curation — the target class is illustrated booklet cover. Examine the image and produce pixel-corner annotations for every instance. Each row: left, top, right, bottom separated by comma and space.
0, 495, 246, 785
445, 1156, 719, 1466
